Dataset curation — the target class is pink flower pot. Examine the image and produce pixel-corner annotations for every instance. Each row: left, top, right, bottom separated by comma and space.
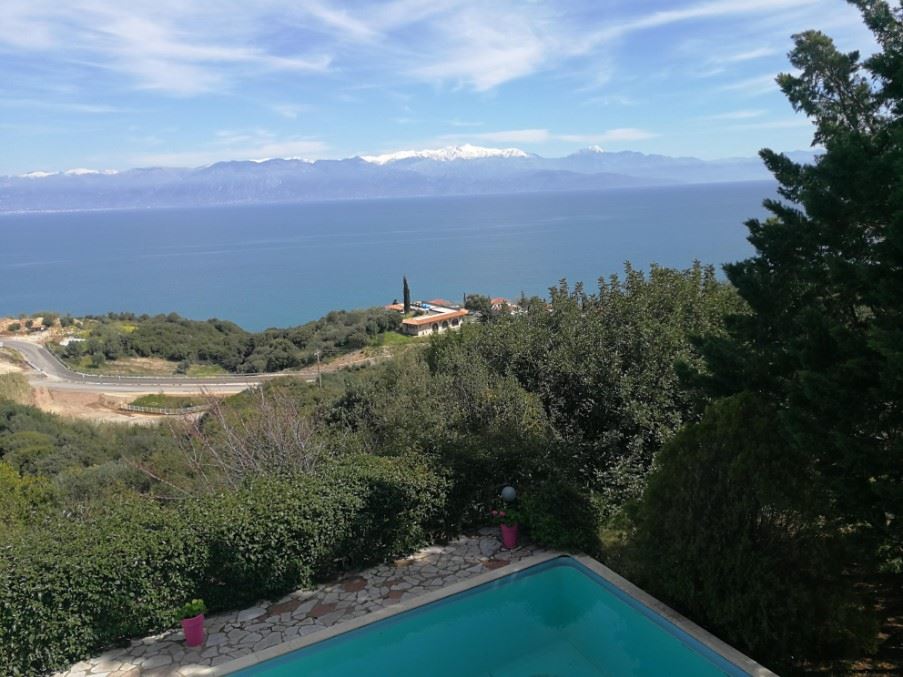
500, 523, 519, 549
181, 613, 205, 647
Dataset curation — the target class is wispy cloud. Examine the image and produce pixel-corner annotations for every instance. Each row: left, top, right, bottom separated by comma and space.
441, 127, 657, 145
582, 94, 638, 107
703, 109, 766, 120
271, 103, 313, 119
0, 97, 130, 114
409, 10, 551, 91
719, 73, 782, 96
0, 0, 847, 98
559, 128, 658, 143
133, 129, 328, 166
727, 118, 812, 130
721, 46, 778, 63
581, 0, 820, 48
442, 128, 550, 144
0, 2, 332, 95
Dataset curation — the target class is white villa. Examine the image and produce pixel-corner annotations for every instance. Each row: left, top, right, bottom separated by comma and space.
386, 299, 469, 337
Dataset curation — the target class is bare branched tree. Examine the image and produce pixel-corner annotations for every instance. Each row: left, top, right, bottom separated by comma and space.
161, 386, 331, 492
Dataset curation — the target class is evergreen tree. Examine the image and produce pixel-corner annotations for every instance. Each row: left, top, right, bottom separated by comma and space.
403, 275, 411, 314
698, 0, 902, 560
635, 1, 902, 665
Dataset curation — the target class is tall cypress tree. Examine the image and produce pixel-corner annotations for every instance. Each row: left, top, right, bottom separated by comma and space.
403, 275, 411, 314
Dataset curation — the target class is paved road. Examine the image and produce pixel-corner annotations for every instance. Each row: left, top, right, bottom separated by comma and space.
0, 338, 321, 393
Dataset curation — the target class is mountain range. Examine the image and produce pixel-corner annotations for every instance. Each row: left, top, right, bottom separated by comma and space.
0, 145, 816, 213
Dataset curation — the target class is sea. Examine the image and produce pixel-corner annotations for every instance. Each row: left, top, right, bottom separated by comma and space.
0, 182, 774, 331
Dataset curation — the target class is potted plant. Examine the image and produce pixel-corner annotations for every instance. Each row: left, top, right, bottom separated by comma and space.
490, 504, 522, 549
178, 599, 207, 647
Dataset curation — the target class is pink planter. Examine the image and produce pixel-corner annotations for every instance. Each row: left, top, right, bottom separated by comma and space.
181, 613, 205, 647
500, 523, 519, 549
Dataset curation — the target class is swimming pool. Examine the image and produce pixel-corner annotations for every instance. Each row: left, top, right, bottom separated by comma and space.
223, 555, 767, 676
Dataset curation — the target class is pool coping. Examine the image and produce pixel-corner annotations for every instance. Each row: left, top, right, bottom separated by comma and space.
210, 552, 777, 676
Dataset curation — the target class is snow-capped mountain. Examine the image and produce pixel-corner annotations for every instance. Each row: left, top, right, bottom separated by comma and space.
18, 168, 120, 179
0, 146, 811, 213
360, 144, 530, 165
575, 145, 606, 154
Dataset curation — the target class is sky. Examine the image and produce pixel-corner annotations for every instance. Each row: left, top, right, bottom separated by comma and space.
0, 0, 877, 175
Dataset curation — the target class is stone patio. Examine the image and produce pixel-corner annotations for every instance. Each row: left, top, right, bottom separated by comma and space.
58, 529, 546, 677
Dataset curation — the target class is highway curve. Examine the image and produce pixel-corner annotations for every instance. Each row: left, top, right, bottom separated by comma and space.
0, 338, 322, 393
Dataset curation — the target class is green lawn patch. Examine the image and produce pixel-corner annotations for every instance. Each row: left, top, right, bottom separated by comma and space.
130, 394, 205, 409
185, 363, 229, 377
371, 331, 413, 347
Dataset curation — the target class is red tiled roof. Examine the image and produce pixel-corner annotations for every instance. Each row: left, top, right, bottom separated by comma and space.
402, 309, 469, 326
426, 298, 457, 308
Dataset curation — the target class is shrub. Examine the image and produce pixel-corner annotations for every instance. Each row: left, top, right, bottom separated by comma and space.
0, 456, 447, 675
7, 322, 20, 332
434, 434, 550, 535
628, 393, 877, 670
519, 479, 600, 553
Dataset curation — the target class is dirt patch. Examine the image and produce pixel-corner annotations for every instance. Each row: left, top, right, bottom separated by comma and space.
28, 388, 180, 424
0, 349, 26, 375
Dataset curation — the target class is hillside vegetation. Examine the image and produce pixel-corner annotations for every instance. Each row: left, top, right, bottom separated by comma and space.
54, 308, 400, 373
1, 4, 900, 675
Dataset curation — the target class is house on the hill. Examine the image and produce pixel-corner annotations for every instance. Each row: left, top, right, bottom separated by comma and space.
401, 308, 468, 337
386, 299, 469, 337
490, 297, 521, 314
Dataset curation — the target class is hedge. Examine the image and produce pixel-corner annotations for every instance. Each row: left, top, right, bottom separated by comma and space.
0, 456, 447, 675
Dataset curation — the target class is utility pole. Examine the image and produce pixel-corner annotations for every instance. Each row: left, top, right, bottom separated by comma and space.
315, 350, 322, 388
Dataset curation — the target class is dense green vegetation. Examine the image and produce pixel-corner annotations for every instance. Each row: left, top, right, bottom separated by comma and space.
56, 307, 400, 373
631, 2, 903, 669
1, 4, 900, 674
0, 456, 444, 675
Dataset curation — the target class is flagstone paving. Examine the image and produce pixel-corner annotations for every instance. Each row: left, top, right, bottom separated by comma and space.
58, 529, 546, 677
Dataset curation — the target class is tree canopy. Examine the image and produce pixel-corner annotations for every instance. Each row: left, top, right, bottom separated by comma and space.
634, 1, 903, 667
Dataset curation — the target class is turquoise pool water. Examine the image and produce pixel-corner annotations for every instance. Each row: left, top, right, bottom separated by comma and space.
231, 557, 746, 676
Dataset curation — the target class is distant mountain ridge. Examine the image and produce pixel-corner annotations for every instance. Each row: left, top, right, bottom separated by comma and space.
0, 145, 817, 213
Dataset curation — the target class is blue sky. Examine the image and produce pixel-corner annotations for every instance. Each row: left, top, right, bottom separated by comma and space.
0, 0, 875, 175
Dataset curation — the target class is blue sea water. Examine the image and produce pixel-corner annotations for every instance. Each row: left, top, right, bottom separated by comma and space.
233, 557, 745, 676
0, 183, 772, 331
